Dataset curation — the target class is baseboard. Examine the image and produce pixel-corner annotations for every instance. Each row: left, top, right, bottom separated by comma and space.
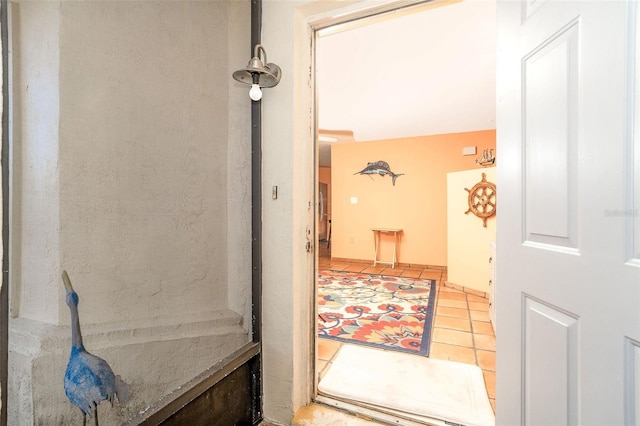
442, 281, 488, 299
328, 257, 447, 271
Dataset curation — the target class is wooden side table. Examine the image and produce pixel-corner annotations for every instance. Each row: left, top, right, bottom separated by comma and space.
371, 228, 403, 269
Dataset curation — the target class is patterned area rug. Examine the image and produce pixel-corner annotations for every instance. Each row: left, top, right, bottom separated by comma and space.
318, 270, 436, 356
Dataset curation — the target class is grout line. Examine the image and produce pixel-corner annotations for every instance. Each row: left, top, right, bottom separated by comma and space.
466, 291, 480, 367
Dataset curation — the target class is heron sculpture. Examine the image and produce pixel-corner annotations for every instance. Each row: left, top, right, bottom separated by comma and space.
62, 270, 129, 426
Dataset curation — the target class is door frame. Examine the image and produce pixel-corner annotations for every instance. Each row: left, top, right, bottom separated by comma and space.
308, 0, 454, 415
1, 0, 9, 422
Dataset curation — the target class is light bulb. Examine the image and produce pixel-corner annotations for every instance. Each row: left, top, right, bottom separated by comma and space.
249, 84, 262, 101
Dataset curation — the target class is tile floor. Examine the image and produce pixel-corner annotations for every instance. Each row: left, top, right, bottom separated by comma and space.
316, 249, 496, 414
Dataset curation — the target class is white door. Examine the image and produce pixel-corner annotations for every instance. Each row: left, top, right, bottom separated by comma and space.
497, 1, 640, 424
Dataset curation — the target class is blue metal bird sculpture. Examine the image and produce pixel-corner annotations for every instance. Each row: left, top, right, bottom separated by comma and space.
62, 270, 129, 426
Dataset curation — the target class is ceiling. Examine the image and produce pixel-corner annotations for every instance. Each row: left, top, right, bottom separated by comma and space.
317, 0, 496, 166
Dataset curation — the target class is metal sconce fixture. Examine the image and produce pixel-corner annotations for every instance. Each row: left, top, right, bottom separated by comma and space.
232, 44, 281, 101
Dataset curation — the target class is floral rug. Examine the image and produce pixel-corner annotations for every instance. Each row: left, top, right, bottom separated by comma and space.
317, 270, 436, 356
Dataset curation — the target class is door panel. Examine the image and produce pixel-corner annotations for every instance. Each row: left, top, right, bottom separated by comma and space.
523, 19, 578, 250
523, 296, 579, 425
625, 337, 640, 422
497, 1, 640, 424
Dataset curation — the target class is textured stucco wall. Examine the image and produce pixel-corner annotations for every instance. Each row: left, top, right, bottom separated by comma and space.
12, 0, 251, 327
10, 0, 252, 331
8, 0, 252, 423
57, 0, 232, 325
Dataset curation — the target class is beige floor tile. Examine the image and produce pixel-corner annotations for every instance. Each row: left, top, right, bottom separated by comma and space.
438, 291, 467, 301
483, 370, 496, 399
437, 298, 468, 309
436, 306, 470, 319
317, 360, 329, 380
380, 267, 401, 275
470, 310, 491, 322
476, 350, 496, 371
435, 316, 472, 332
474, 333, 496, 351
328, 262, 349, 271
429, 342, 476, 364
472, 320, 495, 335
468, 301, 489, 312
343, 264, 368, 273
420, 270, 442, 280
400, 269, 422, 278
362, 265, 387, 274
432, 328, 473, 347
292, 403, 386, 425
318, 338, 341, 361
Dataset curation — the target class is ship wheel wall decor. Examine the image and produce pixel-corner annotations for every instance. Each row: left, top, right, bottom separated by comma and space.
464, 172, 496, 227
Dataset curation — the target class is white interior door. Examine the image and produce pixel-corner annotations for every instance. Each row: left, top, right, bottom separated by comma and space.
497, 1, 640, 424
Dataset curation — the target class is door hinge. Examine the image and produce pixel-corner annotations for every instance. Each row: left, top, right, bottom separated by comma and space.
305, 226, 313, 253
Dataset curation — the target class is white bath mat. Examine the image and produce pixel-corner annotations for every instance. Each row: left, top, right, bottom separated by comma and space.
318, 344, 495, 426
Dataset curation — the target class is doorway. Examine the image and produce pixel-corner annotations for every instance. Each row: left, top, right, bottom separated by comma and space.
313, 1, 497, 423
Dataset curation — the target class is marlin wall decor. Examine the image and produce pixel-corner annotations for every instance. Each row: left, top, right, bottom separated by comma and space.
354, 161, 404, 186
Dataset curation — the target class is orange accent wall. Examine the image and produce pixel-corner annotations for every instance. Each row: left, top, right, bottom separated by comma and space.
330, 130, 496, 266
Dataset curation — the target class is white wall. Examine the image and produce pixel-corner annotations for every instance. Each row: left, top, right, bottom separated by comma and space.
261, 1, 314, 421
8, 1, 252, 423
447, 167, 496, 293
57, 0, 239, 324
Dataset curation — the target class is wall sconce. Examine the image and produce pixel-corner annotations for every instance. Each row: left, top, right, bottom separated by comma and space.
232, 44, 281, 101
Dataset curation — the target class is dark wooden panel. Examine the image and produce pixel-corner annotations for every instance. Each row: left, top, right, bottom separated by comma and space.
162, 355, 259, 426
